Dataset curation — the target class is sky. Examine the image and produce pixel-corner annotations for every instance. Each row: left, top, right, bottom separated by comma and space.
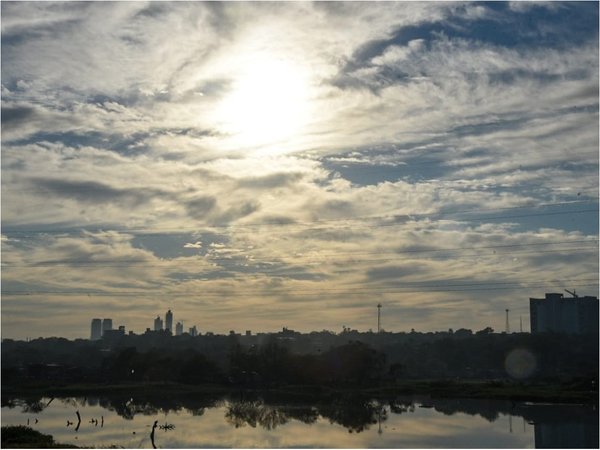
1, 1, 598, 340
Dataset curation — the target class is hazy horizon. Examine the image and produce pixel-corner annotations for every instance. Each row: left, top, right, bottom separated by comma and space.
1, 1, 598, 340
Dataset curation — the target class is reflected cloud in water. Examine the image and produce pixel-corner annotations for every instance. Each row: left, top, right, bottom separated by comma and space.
2, 393, 597, 448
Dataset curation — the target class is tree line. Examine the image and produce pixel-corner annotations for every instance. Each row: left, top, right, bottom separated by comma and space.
2, 330, 598, 387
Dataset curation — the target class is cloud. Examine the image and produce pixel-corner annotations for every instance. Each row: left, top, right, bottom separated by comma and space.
236, 172, 304, 190
185, 196, 218, 220
183, 241, 203, 249
1, 2, 597, 338
1, 105, 37, 127
366, 263, 429, 281
30, 177, 169, 207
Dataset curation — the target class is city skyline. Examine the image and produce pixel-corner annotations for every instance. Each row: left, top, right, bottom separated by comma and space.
77, 291, 598, 342
1, 2, 599, 339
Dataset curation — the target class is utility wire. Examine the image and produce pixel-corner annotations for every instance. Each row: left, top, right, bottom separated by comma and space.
2, 279, 598, 297
1, 200, 597, 235
1, 239, 596, 268
1, 246, 597, 269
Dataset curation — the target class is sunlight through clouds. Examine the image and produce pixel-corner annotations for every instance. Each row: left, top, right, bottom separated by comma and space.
1, 1, 598, 338
215, 55, 314, 152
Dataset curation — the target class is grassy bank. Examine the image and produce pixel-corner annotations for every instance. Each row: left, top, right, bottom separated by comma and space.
3, 379, 597, 404
1, 426, 78, 448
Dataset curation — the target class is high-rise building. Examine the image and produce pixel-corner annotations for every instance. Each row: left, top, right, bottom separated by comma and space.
175, 321, 183, 336
102, 318, 113, 335
189, 326, 198, 337
154, 316, 163, 331
530, 293, 599, 334
90, 318, 102, 340
165, 310, 173, 333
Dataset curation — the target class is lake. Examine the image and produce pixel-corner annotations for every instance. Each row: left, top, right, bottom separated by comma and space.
2, 392, 598, 448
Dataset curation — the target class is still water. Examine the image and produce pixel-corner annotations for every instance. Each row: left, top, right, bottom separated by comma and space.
2, 393, 598, 448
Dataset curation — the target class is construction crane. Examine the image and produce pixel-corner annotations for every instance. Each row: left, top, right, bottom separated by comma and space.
565, 289, 578, 298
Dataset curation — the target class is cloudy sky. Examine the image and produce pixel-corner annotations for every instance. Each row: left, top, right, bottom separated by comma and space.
1, 1, 598, 339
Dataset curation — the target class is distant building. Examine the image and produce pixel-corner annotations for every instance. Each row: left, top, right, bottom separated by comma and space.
102, 318, 113, 335
245, 330, 251, 336
90, 318, 102, 340
189, 326, 198, 337
103, 328, 124, 341
175, 321, 183, 336
530, 293, 599, 334
165, 310, 173, 333
118, 325, 125, 333
154, 316, 163, 331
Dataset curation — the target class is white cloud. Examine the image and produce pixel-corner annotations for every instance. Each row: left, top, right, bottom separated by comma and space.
1, 2, 597, 338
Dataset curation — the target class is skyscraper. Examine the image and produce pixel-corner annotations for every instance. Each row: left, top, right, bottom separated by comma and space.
530, 293, 599, 334
154, 315, 163, 331
175, 321, 183, 336
102, 318, 113, 335
90, 318, 102, 340
165, 309, 173, 333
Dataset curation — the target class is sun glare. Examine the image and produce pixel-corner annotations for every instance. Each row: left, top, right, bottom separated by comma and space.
216, 57, 313, 150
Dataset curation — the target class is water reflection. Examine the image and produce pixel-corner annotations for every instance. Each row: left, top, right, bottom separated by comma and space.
2, 392, 597, 448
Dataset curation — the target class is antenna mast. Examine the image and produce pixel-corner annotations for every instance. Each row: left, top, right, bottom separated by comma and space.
520, 315, 523, 333
505, 309, 510, 333
565, 289, 578, 298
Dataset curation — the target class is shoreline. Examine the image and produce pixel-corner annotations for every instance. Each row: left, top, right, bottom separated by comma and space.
3, 379, 597, 404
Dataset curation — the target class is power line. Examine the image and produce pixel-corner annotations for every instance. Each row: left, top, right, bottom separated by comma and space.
2, 279, 597, 297
1, 200, 597, 235
1, 238, 596, 268
1, 245, 596, 269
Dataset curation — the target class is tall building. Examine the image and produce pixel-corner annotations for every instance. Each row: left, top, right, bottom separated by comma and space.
165, 309, 173, 333
90, 318, 102, 340
102, 318, 113, 335
530, 293, 599, 334
175, 321, 183, 336
189, 326, 198, 337
154, 316, 163, 331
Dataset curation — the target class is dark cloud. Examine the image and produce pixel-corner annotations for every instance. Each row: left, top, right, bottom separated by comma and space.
293, 227, 370, 242
1, 17, 83, 47
237, 172, 303, 189
31, 177, 168, 206
211, 201, 260, 224
4, 123, 219, 156
1, 106, 37, 128
132, 3, 170, 19
185, 196, 217, 220
196, 78, 232, 97
257, 215, 297, 225
366, 264, 428, 281
314, 199, 356, 219
487, 68, 590, 85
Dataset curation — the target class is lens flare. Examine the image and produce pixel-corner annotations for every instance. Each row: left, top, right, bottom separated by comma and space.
504, 348, 537, 379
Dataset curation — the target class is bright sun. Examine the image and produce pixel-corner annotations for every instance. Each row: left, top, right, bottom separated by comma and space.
216, 57, 312, 149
